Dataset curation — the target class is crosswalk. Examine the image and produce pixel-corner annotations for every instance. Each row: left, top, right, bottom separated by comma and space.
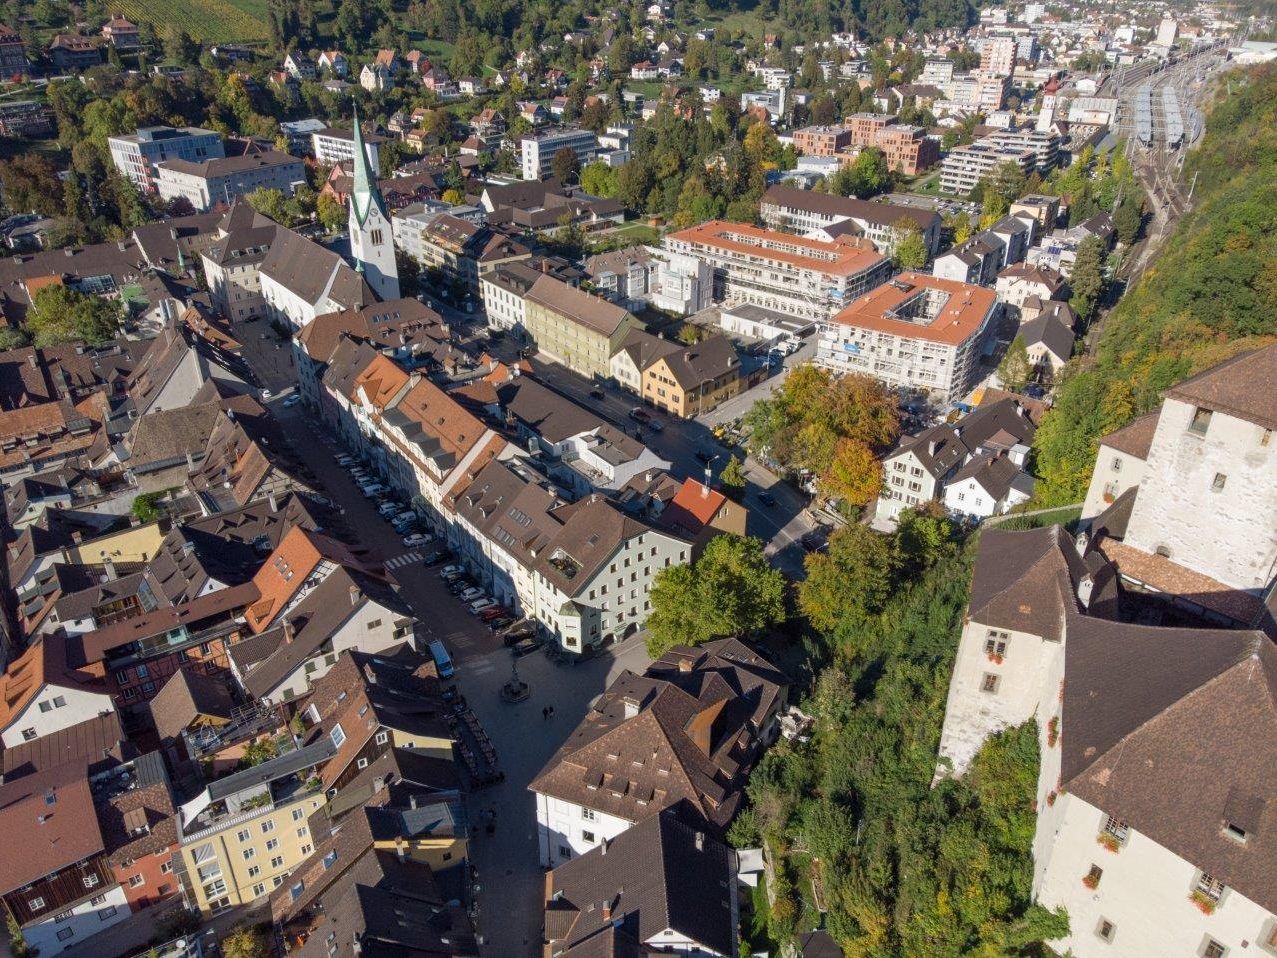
384, 551, 422, 570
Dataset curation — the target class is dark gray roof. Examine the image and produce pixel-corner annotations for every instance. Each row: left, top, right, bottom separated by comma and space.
545, 803, 737, 956
761, 184, 939, 232
148, 667, 236, 743
1019, 313, 1074, 362
259, 227, 373, 311
238, 567, 411, 700
206, 736, 338, 801
947, 451, 1026, 500
890, 397, 1035, 479
658, 335, 739, 391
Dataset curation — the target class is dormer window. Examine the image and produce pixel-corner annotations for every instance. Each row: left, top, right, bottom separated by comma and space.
1224, 822, 1248, 843
1188, 407, 1212, 435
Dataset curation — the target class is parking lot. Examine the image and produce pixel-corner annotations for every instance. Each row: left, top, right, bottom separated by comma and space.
270, 401, 503, 664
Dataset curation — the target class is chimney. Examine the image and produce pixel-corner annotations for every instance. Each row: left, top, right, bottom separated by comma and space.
1076, 572, 1094, 610
600, 838, 608, 856
694, 831, 705, 852
350, 584, 361, 606
702, 468, 711, 492
395, 837, 406, 860
185, 451, 195, 470
409, 794, 418, 810
26, 352, 36, 368
268, 492, 279, 512
102, 556, 118, 581
602, 899, 612, 922
677, 657, 692, 673
282, 617, 295, 644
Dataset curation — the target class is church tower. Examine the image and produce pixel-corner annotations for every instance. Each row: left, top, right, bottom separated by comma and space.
348, 103, 400, 301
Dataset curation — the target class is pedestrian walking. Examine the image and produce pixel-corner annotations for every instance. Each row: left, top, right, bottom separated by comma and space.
542, 706, 549, 720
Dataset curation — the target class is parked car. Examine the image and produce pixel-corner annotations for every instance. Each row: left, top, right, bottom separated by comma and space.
468, 598, 495, 614
646, 418, 664, 433
457, 588, 483, 602
488, 616, 514, 631
403, 533, 433, 548
511, 635, 544, 657
479, 606, 507, 621
422, 549, 450, 565
758, 491, 777, 507
335, 454, 354, 465
361, 483, 388, 497
439, 565, 462, 578
589, 387, 605, 400
378, 501, 402, 516
283, 395, 301, 408
628, 407, 651, 425
694, 449, 716, 464
261, 388, 273, 401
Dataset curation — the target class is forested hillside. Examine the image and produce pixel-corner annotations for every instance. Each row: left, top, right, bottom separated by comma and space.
737, 523, 1067, 955
1033, 62, 1277, 504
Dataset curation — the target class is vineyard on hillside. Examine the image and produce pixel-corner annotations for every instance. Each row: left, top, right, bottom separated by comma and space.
114, 0, 271, 43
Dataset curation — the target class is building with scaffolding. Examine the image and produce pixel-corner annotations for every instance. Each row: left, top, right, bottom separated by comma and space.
663, 220, 891, 323
816, 273, 1000, 401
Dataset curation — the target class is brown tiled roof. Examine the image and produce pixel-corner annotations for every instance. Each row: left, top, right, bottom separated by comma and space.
1, 712, 133, 780
530, 641, 785, 833
966, 526, 1088, 642
655, 335, 739, 391
0, 763, 104, 894
148, 667, 236, 743
831, 272, 997, 346
296, 298, 445, 363
1097, 411, 1158, 460
351, 354, 410, 409
527, 274, 633, 337
1097, 538, 1266, 624
259, 227, 372, 312
1061, 616, 1277, 912
1164, 343, 1277, 430
245, 526, 369, 633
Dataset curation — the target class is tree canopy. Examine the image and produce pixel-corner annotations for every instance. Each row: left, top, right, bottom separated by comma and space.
25, 285, 122, 347
645, 534, 786, 657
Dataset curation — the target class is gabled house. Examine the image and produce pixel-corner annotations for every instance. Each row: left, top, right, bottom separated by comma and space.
530, 637, 786, 865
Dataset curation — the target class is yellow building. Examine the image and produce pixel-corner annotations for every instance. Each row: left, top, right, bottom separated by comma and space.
177, 740, 332, 912
641, 334, 741, 418
524, 273, 642, 379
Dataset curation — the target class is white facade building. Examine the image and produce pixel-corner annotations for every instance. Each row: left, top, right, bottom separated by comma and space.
155, 150, 306, 212
520, 128, 599, 180
108, 126, 224, 193
816, 273, 999, 401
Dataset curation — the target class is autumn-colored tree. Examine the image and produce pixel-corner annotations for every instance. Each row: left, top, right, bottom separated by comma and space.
316, 191, 346, 233
821, 438, 882, 506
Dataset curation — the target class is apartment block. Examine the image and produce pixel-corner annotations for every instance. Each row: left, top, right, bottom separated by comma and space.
939, 141, 1035, 195
816, 273, 999, 401
523, 274, 642, 379
664, 219, 891, 322
980, 35, 1018, 76
176, 740, 331, 912
760, 185, 941, 257
520, 128, 599, 181
108, 126, 225, 193
792, 125, 853, 156
310, 127, 383, 175
156, 150, 306, 212
876, 124, 940, 176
